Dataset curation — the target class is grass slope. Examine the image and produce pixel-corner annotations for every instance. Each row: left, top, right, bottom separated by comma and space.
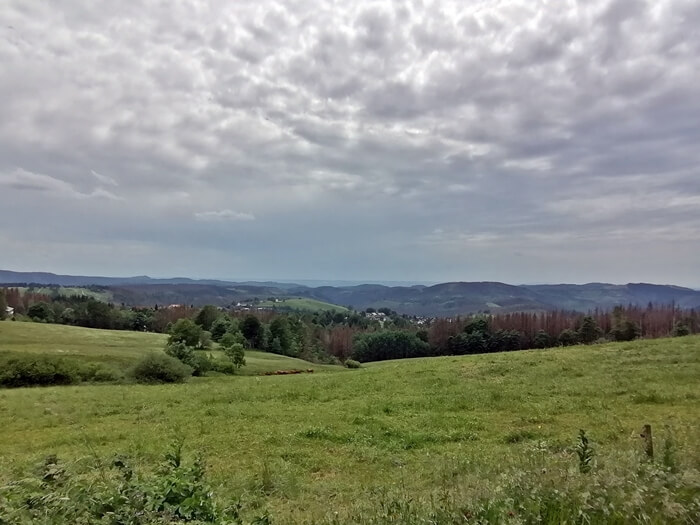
17, 286, 112, 301
258, 297, 349, 312
0, 322, 338, 376
0, 324, 698, 522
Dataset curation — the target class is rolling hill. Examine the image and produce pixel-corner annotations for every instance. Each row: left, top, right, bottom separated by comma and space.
3, 270, 700, 315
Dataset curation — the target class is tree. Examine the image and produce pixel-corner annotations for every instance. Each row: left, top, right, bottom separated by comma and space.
448, 332, 487, 355
533, 330, 554, 349
198, 330, 213, 350
240, 315, 263, 347
168, 318, 202, 348
269, 337, 283, 355
609, 307, 640, 341
165, 341, 196, 367
489, 329, 522, 352
210, 316, 232, 342
0, 290, 7, 320
269, 318, 293, 355
222, 343, 246, 370
351, 331, 430, 362
671, 321, 691, 337
578, 316, 602, 344
220, 330, 246, 349
84, 300, 115, 329
220, 334, 246, 371
195, 305, 220, 332
558, 329, 579, 346
27, 302, 53, 322
610, 320, 641, 341
60, 307, 76, 325
464, 317, 490, 335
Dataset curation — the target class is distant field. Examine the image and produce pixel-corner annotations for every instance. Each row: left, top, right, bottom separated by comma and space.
258, 297, 349, 313
0, 322, 341, 376
17, 286, 112, 301
0, 322, 698, 522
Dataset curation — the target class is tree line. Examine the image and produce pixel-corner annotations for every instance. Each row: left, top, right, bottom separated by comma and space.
1, 288, 697, 364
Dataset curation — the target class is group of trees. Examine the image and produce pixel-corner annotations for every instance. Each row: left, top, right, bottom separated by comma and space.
346, 307, 698, 363
3, 287, 698, 366
164, 316, 246, 375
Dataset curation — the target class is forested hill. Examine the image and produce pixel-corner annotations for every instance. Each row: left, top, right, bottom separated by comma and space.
303, 281, 700, 316
2, 270, 700, 315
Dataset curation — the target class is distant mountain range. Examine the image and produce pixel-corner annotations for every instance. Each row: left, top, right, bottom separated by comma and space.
2, 269, 700, 316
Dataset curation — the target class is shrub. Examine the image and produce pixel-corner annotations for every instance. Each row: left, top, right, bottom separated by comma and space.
165, 341, 196, 364
671, 321, 691, 337
209, 316, 233, 342
191, 352, 214, 376
0, 443, 262, 524
345, 359, 361, 369
209, 359, 238, 375
0, 354, 80, 387
558, 328, 579, 346
578, 316, 602, 344
221, 338, 246, 371
75, 363, 122, 383
130, 353, 192, 384
167, 318, 202, 348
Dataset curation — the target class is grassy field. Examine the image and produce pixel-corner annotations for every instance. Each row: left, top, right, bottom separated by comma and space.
258, 297, 349, 313
0, 322, 341, 376
17, 285, 112, 301
0, 323, 699, 522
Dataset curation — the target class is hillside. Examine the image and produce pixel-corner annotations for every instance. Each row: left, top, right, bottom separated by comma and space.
3, 269, 700, 315
0, 330, 698, 522
0, 322, 341, 376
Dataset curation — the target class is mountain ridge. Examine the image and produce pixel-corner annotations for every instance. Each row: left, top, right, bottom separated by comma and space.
2, 270, 700, 315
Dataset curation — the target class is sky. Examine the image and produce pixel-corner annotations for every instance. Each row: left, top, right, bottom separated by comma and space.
1, 0, 699, 286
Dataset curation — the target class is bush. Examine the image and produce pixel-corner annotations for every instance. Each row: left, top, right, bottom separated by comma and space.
558, 328, 580, 346
209, 359, 238, 375
76, 363, 122, 383
130, 353, 192, 384
221, 338, 246, 371
191, 352, 214, 376
0, 354, 80, 387
671, 321, 691, 337
0, 443, 257, 524
345, 359, 361, 369
167, 318, 202, 348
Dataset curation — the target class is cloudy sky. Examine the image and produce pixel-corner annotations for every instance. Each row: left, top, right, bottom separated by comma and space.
1, 0, 699, 286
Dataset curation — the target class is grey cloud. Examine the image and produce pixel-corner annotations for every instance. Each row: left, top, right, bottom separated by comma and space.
0, 0, 698, 285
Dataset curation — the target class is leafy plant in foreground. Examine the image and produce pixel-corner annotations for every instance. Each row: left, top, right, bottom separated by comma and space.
576, 429, 594, 473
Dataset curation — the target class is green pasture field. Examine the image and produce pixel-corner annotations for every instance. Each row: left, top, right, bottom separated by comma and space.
15, 286, 112, 301
0, 321, 698, 522
258, 297, 349, 313
0, 322, 340, 376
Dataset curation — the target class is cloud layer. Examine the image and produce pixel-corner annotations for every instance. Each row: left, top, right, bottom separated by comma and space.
1, 0, 699, 285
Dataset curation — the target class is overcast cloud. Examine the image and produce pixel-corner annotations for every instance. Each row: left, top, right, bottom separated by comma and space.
1, 0, 699, 285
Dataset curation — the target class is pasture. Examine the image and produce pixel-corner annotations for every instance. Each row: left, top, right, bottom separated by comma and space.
257, 297, 349, 313
0, 322, 699, 523
0, 322, 340, 376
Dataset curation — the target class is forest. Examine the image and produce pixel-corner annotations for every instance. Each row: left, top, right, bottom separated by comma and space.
1, 286, 697, 363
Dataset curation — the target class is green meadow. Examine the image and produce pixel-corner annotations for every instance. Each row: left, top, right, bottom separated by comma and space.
257, 297, 350, 313
0, 322, 699, 523
0, 322, 339, 376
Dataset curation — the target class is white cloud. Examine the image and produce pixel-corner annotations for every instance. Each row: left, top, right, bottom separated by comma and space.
194, 209, 255, 222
